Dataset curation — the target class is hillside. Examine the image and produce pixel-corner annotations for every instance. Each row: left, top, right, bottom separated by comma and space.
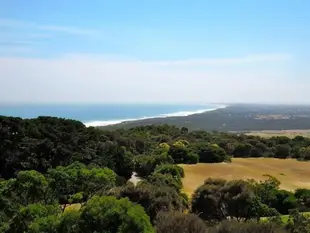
100, 104, 310, 131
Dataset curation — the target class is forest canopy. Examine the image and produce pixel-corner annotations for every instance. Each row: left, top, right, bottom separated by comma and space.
1, 115, 310, 233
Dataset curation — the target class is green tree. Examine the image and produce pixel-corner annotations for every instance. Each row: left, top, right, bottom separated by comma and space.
0, 179, 20, 223
6, 204, 60, 233
155, 211, 206, 233
275, 144, 291, 158
79, 195, 154, 233
110, 182, 186, 221
287, 209, 310, 233
27, 210, 80, 233
233, 143, 253, 158
168, 144, 189, 164
147, 172, 182, 192
154, 164, 184, 178
47, 162, 117, 206
191, 178, 273, 221
134, 155, 158, 177
299, 147, 310, 161
184, 152, 199, 164
195, 143, 229, 163
251, 175, 281, 206
13, 170, 49, 206
153, 143, 170, 155
272, 190, 297, 214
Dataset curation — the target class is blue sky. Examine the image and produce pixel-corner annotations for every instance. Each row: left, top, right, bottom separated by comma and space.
0, 0, 309, 103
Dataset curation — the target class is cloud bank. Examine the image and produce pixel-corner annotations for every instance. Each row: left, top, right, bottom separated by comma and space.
0, 53, 307, 104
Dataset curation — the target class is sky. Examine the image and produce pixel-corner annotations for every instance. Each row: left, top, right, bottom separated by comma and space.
0, 0, 310, 104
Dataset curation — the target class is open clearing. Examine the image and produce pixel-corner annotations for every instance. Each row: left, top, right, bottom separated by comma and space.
245, 129, 310, 138
180, 158, 310, 196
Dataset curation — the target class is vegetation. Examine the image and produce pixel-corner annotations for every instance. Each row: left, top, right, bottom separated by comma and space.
2, 115, 310, 232
100, 104, 310, 131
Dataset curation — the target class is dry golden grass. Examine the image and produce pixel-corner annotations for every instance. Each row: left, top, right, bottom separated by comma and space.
245, 130, 310, 138
180, 158, 310, 196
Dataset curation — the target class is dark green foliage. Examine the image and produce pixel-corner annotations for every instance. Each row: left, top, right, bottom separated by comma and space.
5, 196, 154, 233
191, 178, 276, 221
79, 195, 154, 233
6, 204, 61, 233
272, 190, 298, 215
134, 155, 158, 177
168, 144, 190, 164
185, 152, 199, 163
47, 162, 117, 205
2, 115, 310, 181
147, 172, 182, 191
295, 189, 310, 211
286, 209, 310, 233
208, 220, 288, 233
3, 116, 310, 232
56, 210, 80, 233
234, 143, 253, 158
194, 143, 230, 163
155, 211, 207, 233
154, 164, 185, 178
299, 147, 310, 161
251, 175, 281, 206
275, 144, 291, 158
250, 176, 299, 215
134, 154, 172, 177
0, 116, 134, 179
110, 182, 186, 221
0, 171, 51, 222
13, 170, 49, 206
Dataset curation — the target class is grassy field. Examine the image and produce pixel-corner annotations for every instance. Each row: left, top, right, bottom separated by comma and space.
245, 129, 310, 138
180, 158, 310, 196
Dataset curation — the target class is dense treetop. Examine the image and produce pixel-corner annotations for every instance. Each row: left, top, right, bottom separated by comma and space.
1, 115, 310, 180
1, 115, 310, 232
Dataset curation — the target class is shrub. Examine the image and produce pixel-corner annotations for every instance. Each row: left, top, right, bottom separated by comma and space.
79, 196, 154, 233
208, 220, 287, 233
110, 182, 186, 222
154, 164, 185, 178
155, 211, 206, 233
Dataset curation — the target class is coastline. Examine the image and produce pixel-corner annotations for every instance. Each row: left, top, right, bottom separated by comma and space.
84, 104, 227, 127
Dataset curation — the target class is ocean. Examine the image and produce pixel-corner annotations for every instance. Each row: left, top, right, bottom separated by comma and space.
0, 103, 225, 127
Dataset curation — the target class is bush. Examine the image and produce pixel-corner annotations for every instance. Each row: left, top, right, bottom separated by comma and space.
110, 182, 186, 222
184, 152, 199, 164
191, 178, 275, 221
134, 154, 173, 178
168, 144, 190, 164
233, 143, 253, 158
154, 164, 184, 178
147, 173, 182, 191
272, 190, 298, 215
195, 143, 230, 163
208, 220, 287, 233
134, 155, 157, 177
79, 196, 154, 233
275, 144, 291, 159
155, 211, 207, 233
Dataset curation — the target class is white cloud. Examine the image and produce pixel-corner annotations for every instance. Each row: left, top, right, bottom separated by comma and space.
150, 53, 291, 66
0, 18, 100, 36
0, 53, 307, 104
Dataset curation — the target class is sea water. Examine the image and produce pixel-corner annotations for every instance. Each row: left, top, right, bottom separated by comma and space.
0, 103, 225, 127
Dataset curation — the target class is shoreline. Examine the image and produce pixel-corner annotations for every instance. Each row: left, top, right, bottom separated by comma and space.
84, 104, 227, 127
